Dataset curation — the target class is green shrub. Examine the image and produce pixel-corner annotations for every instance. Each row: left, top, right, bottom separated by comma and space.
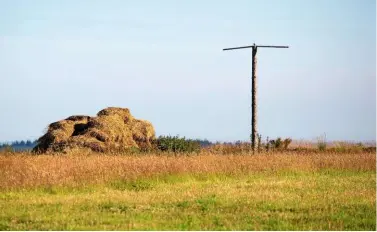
269, 137, 283, 149
267, 137, 292, 151
156, 135, 201, 153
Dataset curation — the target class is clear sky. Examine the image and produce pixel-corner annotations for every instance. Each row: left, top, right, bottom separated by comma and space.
0, 0, 375, 142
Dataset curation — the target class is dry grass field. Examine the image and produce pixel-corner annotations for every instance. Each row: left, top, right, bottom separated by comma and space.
0, 150, 375, 230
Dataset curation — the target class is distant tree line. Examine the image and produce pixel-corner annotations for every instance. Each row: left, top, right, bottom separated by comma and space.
192, 139, 213, 147
0, 140, 37, 151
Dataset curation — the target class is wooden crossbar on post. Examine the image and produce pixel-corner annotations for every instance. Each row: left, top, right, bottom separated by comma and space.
223, 43, 289, 153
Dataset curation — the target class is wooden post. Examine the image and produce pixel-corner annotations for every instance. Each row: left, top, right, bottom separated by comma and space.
251, 44, 257, 153
223, 43, 288, 153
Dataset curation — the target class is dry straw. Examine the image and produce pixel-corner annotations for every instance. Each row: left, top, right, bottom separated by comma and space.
33, 107, 155, 153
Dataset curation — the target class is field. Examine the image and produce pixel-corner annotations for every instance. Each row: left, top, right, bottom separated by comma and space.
0, 150, 375, 230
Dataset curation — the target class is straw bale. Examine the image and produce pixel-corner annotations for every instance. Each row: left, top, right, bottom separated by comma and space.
131, 119, 155, 149
66, 115, 91, 121
33, 107, 155, 153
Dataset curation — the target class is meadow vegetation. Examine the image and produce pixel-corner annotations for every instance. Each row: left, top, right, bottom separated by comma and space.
0, 145, 375, 230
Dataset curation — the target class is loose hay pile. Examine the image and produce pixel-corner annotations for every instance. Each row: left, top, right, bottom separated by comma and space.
33, 107, 155, 153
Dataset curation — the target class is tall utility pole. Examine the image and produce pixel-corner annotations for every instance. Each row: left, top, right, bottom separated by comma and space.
223, 43, 289, 153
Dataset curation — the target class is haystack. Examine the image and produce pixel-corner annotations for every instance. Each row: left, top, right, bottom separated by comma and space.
33, 107, 155, 153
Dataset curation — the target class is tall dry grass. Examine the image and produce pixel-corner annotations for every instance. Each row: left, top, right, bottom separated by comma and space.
0, 151, 375, 190
202, 140, 375, 154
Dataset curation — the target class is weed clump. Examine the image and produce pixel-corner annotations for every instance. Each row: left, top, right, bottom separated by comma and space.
268, 137, 292, 151
317, 133, 327, 151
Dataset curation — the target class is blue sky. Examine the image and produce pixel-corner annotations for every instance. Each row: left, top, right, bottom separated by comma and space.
0, 0, 375, 142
